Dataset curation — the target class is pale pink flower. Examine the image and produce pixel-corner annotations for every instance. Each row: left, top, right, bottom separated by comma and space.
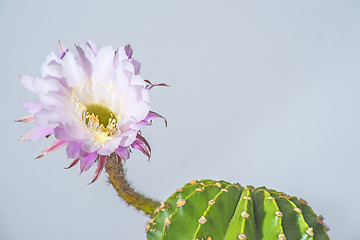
18, 40, 166, 183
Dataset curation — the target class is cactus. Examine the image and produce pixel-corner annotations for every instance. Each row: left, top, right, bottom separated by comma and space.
146, 180, 329, 240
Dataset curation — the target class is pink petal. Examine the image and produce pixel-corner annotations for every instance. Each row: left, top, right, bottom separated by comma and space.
35, 140, 68, 159
80, 152, 98, 173
19, 127, 54, 141
57, 40, 68, 59
131, 134, 151, 160
124, 44, 133, 58
144, 111, 168, 127
131, 59, 141, 75
15, 114, 35, 123
89, 155, 106, 184
65, 158, 80, 169
54, 124, 75, 141
132, 111, 167, 131
136, 134, 151, 152
66, 141, 82, 158
115, 146, 130, 161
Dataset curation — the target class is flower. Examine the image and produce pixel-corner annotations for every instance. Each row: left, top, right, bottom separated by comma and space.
18, 39, 167, 183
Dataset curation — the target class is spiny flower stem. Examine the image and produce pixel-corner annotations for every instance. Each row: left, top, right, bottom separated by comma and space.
105, 153, 160, 217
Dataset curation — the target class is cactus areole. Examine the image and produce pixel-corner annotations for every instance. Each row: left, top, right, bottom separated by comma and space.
146, 180, 329, 240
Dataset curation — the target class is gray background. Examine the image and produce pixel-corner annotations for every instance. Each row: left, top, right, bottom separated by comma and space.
1, 0, 359, 239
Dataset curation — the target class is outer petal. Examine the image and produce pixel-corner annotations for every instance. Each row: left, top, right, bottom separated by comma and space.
131, 134, 151, 160
124, 44, 133, 58
15, 114, 35, 123
80, 152, 98, 172
36, 140, 68, 159
143, 111, 167, 126
20, 127, 54, 141
57, 40, 68, 59
66, 141, 83, 158
65, 158, 80, 169
144, 79, 169, 90
115, 146, 130, 160
132, 111, 167, 131
90, 155, 106, 184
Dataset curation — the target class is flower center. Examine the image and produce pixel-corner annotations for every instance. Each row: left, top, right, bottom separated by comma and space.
82, 104, 118, 137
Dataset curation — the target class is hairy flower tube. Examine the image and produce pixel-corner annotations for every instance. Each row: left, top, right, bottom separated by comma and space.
18, 40, 167, 183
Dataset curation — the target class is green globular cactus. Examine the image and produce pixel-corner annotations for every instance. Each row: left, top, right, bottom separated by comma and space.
146, 180, 329, 240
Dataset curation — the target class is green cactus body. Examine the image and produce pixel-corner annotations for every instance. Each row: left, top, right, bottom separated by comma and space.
146, 180, 329, 240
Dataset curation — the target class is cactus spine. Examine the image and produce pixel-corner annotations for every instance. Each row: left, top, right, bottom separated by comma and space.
146, 180, 329, 240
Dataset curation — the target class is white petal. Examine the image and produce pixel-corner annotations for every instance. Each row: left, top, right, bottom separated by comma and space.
21, 101, 41, 113
91, 46, 115, 83
97, 137, 121, 155
127, 101, 150, 123
130, 74, 146, 86
82, 136, 101, 153
75, 43, 96, 76
119, 130, 137, 147
34, 109, 57, 128
38, 92, 64, 108
32, 77, 60, 94
64, 120, 86, 140
61, 52, 88, 87
41, 52, 63, 78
